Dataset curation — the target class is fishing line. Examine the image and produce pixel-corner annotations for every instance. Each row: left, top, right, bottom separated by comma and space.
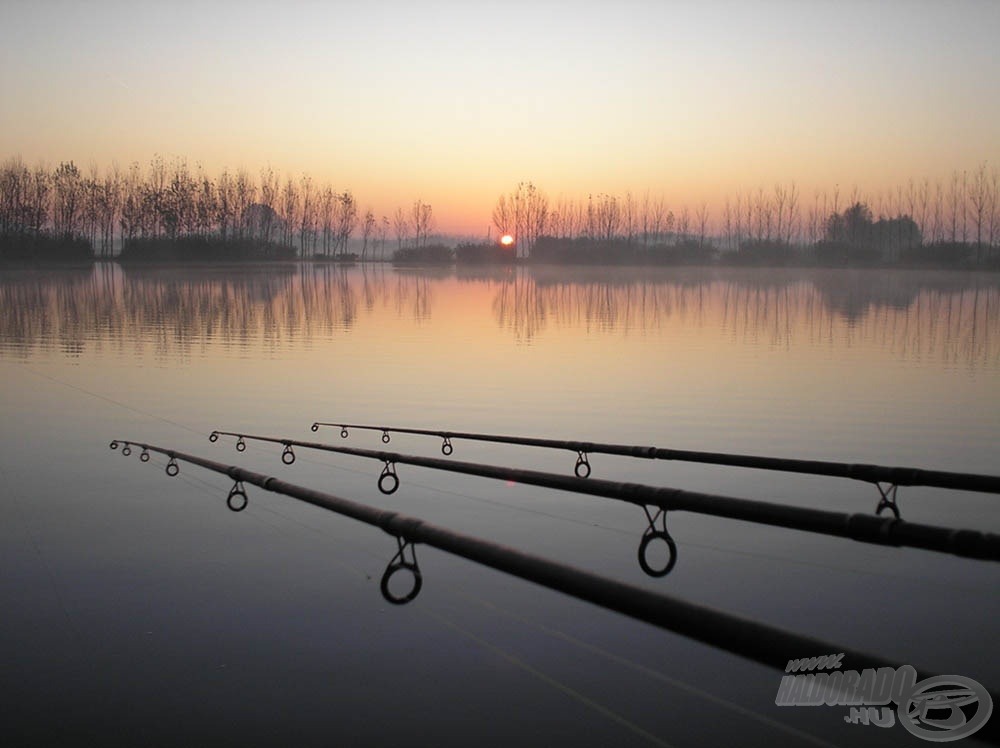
119, 450, 954, 741
16, 361, 975, 585
0, 457, 87, 648
224, 443, 986, 588
142, 452, 380, 577
149, 444, 983, 592
5, 370, 913, 586
20, 365, 206, 437
419, 604, 678, 748
447, 591, 840, 748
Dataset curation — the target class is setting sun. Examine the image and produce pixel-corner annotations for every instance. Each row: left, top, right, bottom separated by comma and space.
500, 235, 515, 246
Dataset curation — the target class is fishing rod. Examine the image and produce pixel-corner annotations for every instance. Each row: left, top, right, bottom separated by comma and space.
107, 437, 998, 712
310, 422, 1000, 520
207, 430, 1000, 575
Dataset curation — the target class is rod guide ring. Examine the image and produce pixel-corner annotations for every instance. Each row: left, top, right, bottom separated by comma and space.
227, 482, 248, 512
637, 530, 677, 577
379, 468, 400, 495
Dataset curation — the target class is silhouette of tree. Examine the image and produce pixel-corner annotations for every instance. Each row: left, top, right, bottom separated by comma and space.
393, 207, 410, 250
52, 161, 83, 238
411, 199, 433, 248
968, 163, 992, 262
361, 209, 375, 261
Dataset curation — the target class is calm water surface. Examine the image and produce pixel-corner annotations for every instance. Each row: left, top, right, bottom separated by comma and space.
1, 264, 998, 747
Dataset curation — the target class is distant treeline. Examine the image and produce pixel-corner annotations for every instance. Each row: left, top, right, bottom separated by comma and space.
488, 175, 999, 267
0, 155, 435, 263
392, 171, 1000, 267
3, 155, 998, 267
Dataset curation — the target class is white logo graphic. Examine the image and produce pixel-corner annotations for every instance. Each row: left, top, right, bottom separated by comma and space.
775, 655, 992, 742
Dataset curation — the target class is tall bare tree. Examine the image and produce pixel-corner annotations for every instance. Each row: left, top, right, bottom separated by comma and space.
393, 207, 410, 250
695, 202, 710, 247
52, 161, 83, 238
335, 192, 358, 256
968, 162, 991, 261
361, 209, 375, 261
411, 199, 433, 248
492, 194, 512, 240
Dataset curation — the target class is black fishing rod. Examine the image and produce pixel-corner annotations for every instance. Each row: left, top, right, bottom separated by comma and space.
107, 439, 994, 705
311, 421, 1000, 519
207, 431, 1000, 573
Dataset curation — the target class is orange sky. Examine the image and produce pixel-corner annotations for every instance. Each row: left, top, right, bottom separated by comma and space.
2, 1, 998, 235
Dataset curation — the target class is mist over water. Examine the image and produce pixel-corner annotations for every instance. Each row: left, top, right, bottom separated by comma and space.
1, 264, 998, 746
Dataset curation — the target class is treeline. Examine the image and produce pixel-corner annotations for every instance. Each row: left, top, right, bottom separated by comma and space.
491, 169, 1000, 266
0, 155, 437, 263
0, 160, 99, 261
5, 153, 998, 267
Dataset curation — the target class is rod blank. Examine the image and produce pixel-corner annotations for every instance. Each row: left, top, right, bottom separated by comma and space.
312, 422, 1000, 494
112, 438, 1000, 744
110, 440, 928, 676
209, 431, 1000, 562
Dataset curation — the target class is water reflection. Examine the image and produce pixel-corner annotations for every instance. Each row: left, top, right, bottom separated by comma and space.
1, 264, 419, 359
1, 264, 998, 368
491, 267, 1000, 367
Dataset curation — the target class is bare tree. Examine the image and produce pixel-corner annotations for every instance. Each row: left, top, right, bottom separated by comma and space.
649, 197, 669, 246
520, 182, 548, 255
279, 176, 298, 249
393, 206, 410, 250
411, 199, 433, 248
83, 162, 101, 249
677, 205, 691, 243
989, 168, 1000, 255
379, 215, 389, 260
931, 180, 944, 243
784, 182, 799, 244
52, 161, 83, 238
164, 157, 195, 240
194, 165, 216, 239
256, 167, 279, 243
968, 162, 990, 261
335, 191, 358, 256
492, 194, 513, 240
216, 169, 235, 241
623, 191, 636, 249
298, 174, 315, 255
773, 184, 787, 243
723, 197, 734, 251
97, 162, 121, 256
916, 179, 930, 242
319, 186, 335, 256
806, 190, 822, 245
233, 168, 255, 240
119, 162, 141, 244
695, 202, 710, 247
948, 171, 963, 242
360, 209, 375, 261
594, 193, 621, 242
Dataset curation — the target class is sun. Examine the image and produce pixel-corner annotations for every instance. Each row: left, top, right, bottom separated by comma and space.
500, 234, 514, 246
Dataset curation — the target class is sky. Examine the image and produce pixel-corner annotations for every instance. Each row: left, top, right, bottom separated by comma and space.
1, 0, 998, 236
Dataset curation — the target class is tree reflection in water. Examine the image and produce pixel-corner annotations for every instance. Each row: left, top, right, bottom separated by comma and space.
0, 264, 997, 369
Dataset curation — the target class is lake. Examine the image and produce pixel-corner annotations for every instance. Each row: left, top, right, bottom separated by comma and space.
1, 263, 998, 747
